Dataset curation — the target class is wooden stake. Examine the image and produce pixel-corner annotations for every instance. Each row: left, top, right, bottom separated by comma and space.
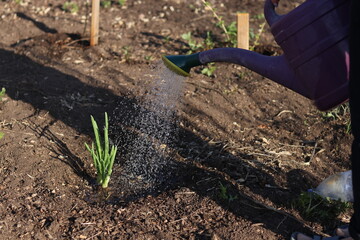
237, 13, 249, 50
90, 0, 100, 46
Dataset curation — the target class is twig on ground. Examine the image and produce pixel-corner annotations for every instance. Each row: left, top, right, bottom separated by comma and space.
307, 141, 318, 164
277, 216, 287, 229
190, 14, 212, 23
88, 232, 102, 240
275, 110, 293, 117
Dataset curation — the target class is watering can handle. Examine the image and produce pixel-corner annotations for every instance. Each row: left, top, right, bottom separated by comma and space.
264, 0, 284, 26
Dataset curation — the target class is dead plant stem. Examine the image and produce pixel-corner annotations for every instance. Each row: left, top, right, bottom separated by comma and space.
277, 216, 287, 229
307, 141, 318, 164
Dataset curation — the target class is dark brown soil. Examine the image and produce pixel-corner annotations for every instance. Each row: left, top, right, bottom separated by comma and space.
0, 0, 353, 239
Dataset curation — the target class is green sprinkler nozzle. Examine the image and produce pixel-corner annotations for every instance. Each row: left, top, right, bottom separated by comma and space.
162, 53, 201, 77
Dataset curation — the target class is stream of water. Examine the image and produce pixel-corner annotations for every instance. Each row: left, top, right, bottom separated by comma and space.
111, 61, 186, 197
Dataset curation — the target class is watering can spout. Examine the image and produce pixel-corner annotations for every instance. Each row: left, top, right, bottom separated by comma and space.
162, 53, 201, 77
163, 48, 309, 98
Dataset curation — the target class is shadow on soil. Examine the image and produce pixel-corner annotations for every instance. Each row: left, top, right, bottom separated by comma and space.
0, 46, 316, 238
15, 12, 58, 34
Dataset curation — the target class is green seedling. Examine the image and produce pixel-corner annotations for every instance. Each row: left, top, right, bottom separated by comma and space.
144, 55, 153, 61
62, 1, 79, 14
252, 13, 265, 20
292, 192, 351, 224
0, 87, 5, 100
118, 0, 126, 6
249, 14, 266, 51
201, 63, 216, 77
202, 1, 229, 41
121, 46, 133, 63
321, 103, 350, 121
249, 25, 266, 51
181, 32, 203, 54
85, 112, 117, 188
202, 0, 237, 47
101, 0, 111, 8
218, 182, 238, 202
224, 21, 237, 48
320, 103, 351, 133
181, 31, 214, 53
204, 31, 215, 50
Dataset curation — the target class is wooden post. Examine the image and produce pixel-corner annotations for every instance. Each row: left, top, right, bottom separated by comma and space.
237, 13, 249, 50
90, 0, 100, 46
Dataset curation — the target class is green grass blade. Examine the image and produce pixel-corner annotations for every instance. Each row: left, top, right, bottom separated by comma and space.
108, 146, 117, 172
105, 145, 117, 170
104, 112, 109, 161
91, 115, 103, 159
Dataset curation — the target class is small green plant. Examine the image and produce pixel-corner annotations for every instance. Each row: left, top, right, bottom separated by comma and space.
249, 14, 266, 51
204, 31, 215, 50
118, 0, 126, 6
321, 103, 350, 121
121, 46, 132, 63
181, 31, 215, 53
101, 0, 112, 8
0, 88, 5, 140
202, 1, 230, 42
144, 55, 153, 61
201, 0, 237, 47
223, 21, 237, 47
181, 32, 204, 53
0, 87, 5, 100
320, 103, 351, 133
292, 192, 351, 224
218, 182, 238, 202
201, 63, 217, 77
85, 112, 117, 188
62, 1, 79, 14
252, 13, 265, 20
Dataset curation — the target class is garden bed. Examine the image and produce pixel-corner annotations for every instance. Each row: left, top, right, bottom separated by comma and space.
0, 0, 353, 239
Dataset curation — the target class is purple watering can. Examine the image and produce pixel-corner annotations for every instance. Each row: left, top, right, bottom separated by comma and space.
162, 0, 350, 111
